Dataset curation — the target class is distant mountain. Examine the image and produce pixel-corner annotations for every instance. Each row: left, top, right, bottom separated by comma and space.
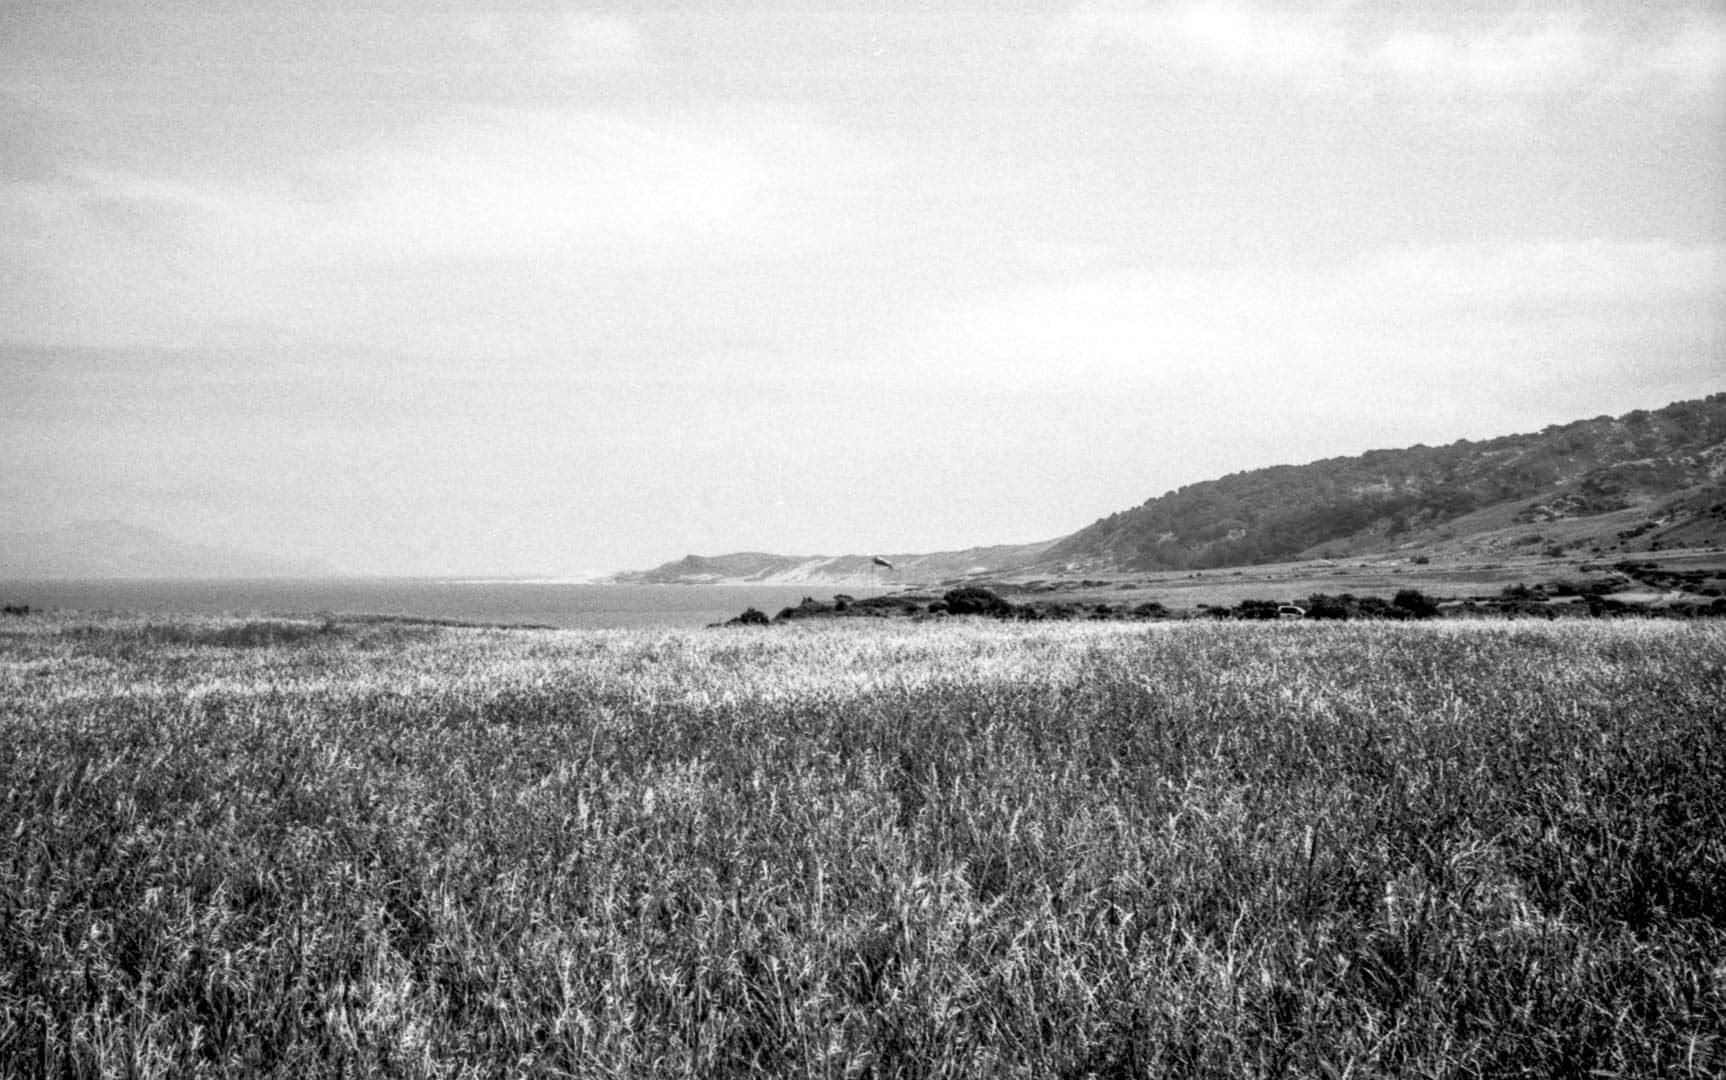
619, 393, 1726, 583
0, 520, 337, 579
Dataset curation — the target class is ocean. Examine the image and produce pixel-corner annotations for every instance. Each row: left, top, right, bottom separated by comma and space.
0, 579, 889, 630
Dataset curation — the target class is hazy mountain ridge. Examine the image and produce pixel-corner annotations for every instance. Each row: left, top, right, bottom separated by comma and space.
0, 520, 336, 580
624, 394, 1726, 583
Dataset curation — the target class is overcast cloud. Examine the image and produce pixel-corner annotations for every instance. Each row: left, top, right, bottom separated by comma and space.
2, 1, 1721, 574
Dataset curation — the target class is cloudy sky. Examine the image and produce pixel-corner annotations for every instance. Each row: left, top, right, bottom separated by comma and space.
3, 1, 1722, 575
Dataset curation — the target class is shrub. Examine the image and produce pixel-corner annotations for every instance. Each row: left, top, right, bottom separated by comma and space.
1393, 589, 1440, 618
855, 595, 924, 613
1355, 596, 1401, 619
1231, 599, 1283, 621
1304, 593, 1355, 620
942, 586, 1017, 618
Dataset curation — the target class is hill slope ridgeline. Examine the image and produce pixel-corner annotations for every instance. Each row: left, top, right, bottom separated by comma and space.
613, 543, 1055, 585
619, 393, 1726, 582
1039, 393, 1726, 573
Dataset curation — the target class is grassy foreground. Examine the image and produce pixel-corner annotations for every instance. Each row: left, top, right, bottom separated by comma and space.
1, 616, 1722, 1078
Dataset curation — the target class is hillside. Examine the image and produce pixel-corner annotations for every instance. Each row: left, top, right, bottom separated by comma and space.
0, 520, 336, 579
612, 542, 1055, 586
621, 393, 1726, 583
1037, 393, 1726, 573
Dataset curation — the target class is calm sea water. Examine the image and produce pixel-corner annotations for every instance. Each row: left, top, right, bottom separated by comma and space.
0, 579, 889, 630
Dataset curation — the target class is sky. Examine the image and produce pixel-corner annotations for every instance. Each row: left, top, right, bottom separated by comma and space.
2, 0, 1722, 576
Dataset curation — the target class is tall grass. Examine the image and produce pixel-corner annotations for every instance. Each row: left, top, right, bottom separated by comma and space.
1, 617, 1721, 1077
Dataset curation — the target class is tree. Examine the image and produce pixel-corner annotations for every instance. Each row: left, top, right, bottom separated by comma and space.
1392, 589, 1439, 619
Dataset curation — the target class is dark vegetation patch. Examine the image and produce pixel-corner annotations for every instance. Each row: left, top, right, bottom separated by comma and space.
941, 586, 1021, 618
723, 606, 772, 626
725, 573, 1726, 626
61, 618, 348, 649
48, 615, 545, 657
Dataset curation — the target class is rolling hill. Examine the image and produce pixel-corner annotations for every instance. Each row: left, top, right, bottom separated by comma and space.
611, 542, 1055, 586
1041, 392, 1726, 573
620, 393, 1726, 583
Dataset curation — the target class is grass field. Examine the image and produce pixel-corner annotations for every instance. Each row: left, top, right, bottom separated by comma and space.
2, 615, 1722, 1078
